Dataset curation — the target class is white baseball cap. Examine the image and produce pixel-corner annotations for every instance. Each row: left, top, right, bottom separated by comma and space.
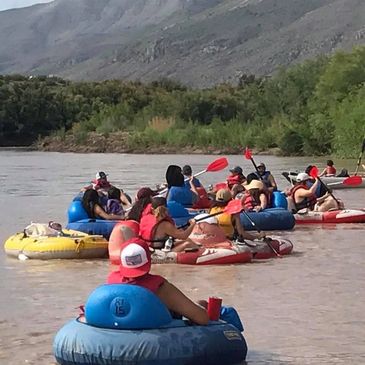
296, 172, 311, 182
95, 171, 108, 180
119, 240, 151, 278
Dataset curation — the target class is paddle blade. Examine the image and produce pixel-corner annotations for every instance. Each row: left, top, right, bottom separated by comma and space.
344, 175, 363, 186
309, 166, 319, 178
223, 199, 243, 215
244, 146, 252, 160
206, 157, 228, 172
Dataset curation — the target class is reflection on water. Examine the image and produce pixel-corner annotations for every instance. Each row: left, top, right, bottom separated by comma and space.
0, 151, 364, 364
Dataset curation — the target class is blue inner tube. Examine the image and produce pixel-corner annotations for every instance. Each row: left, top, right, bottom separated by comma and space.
66, 199, 118, 238
54, 319, 247, 365
240, 208, 295, 231
54, 284, 247, 365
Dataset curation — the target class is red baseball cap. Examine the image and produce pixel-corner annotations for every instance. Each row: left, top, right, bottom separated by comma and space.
119, 239, 151, 278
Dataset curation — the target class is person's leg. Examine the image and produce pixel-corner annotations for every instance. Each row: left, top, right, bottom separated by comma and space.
172, 238, 201, 252
315, 196, 338, 212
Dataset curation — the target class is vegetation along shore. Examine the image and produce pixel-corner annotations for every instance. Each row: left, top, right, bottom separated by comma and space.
1, 47, 364, 157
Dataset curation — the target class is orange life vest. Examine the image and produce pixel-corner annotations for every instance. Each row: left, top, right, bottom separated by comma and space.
242, 192, 257, 211
326, 166, 336, 176
289, 184, 317, 212
139, 214, 174, 248
227, 174, 244, 189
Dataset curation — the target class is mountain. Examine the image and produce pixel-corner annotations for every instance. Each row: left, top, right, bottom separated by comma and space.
0, 0, 364, 86
0, 0, 52, 11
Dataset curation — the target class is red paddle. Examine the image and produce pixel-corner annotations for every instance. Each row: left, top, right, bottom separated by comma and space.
244, 146, 263, 181
178, 199, 243, 229
158, 158, 229, 196
309, 166, 340, 205
326, 175, 363, 187
194, 157, 229, 177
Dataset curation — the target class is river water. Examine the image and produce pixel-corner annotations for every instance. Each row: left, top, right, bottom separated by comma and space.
0, 150, 364, 365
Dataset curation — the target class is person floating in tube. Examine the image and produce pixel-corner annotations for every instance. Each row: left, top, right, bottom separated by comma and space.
209, 189, 266, 241
319, 160, 336, 177
139, 196, 201, 252
254, 163, 277, 193
107, 238, 244, 330
107, 238, 209, 324
286, 172, 344, 213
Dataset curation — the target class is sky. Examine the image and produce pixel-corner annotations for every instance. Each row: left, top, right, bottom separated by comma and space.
0, 0, 53, 11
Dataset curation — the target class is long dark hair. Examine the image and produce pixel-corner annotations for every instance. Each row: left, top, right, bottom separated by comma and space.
82, 189, 100, 218
128, 187, 157, 222
127, 196, 151, 222
166, 165, 184, 188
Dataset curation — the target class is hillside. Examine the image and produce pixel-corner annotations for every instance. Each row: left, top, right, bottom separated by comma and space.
0, 0, 364, 86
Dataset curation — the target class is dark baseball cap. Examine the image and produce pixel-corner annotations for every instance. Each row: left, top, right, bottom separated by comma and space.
229, 166, 243, 175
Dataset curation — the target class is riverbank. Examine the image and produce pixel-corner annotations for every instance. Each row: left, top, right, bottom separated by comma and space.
36, 131, 282, 155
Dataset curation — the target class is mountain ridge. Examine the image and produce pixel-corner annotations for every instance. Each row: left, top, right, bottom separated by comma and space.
0, 0, 364, 86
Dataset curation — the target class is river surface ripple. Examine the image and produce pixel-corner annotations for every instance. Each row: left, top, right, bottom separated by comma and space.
0, 151, 364, 365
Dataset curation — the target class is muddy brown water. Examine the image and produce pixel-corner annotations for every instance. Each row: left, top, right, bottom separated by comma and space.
0, 150, 364, 364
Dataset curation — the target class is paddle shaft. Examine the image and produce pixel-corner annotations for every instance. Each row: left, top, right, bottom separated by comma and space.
354, 138, 365, 176
248, 157, 264, 182
193, 169, 207, 178
178, 210, 223, 229
178, 199, 243, 229
316, 176, 341, 205
240, 210, 282, 258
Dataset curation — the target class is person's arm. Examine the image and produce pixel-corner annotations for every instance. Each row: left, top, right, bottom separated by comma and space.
315, 192, 329, 204
156, 281, 209, 325
254, 193, 267, 212
319, 168, 327, 177
161, 220, 196, 240
268, 174, 277, 192
189, 178, 199, 198
94, 204, 124, 220
297, 179, 319, 199
120, 192, 132, 208
232, 214, 265, 240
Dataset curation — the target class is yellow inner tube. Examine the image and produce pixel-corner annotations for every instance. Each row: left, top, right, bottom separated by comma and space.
4, 229, 108, 259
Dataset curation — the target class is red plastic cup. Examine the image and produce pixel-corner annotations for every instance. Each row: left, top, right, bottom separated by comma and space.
207, 296, 222, 321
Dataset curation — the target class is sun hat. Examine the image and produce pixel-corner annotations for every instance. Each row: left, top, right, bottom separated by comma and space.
229, 166, 243, 175
296, 172, 311, 182
137, 187, 158, 200
119, 239, 151, 278
245, 180, 264, 191
96, 171, 108, 180
215, 189, 232, 203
